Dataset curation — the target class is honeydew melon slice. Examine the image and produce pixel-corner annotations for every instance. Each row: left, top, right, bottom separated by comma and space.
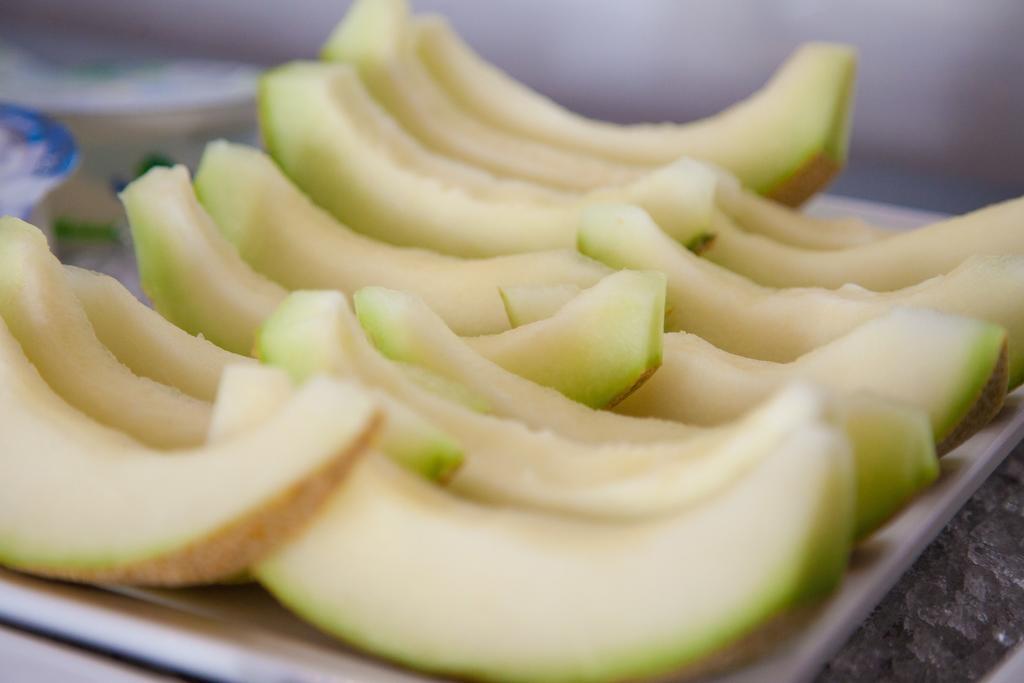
703, 197, 1024, 289
353, 286, 690, 443
122, 166, 288, 355
499, 281, 1006, 450
194, 141, 610, 335
466, 270, 666, 407
260, 290, 933, 531
580, 204, 1024, 388
258, 428, 855, 682
322, 0, 649, 193
260, 62, 715, 257
0, 218, 211, 448
621, 309, 1005, 452
65, 266, 251, 402
0, 308, 379, 585
715, 183, 890, 249
414, 11, 854, 204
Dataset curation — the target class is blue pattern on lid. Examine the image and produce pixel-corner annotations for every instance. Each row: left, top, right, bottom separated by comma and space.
0, 103, 77, 219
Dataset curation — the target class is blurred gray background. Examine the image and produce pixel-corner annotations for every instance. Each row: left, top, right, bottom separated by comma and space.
4, 0, 1023, 212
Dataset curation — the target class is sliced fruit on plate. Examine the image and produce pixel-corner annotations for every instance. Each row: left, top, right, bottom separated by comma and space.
322, 0, 648, 193
703, 197, 1024, 289
122, 164, 289, 354
0, 217, 211, 448
65, 265, 252, 402
714, 181, 890, 249
353, 285, 690, 444
258, 422, 855, 683
620, 309, 1006, 453
260, 63, 715, 257
0, 309, 380, 585
466, 270, 666, 408
413, 9, 855, 204
194, 141, 610, 336
498, 280, 1006, 451
580, 204, 1024, 388
262, 291, 935, 530
501, 283, 581, 327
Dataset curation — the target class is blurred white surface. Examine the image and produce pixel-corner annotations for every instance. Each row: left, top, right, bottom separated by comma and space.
0, 623, 178, 682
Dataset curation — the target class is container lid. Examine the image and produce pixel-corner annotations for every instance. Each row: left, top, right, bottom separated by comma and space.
0, 103, 77, 220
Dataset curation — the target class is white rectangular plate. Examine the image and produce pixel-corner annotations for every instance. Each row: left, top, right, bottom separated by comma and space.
0, 197, 1017, 683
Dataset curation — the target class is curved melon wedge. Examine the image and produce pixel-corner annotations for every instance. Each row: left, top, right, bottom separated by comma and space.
715, 183, 890, 249
499, 281, 1006, 451
579, 204, 1024, 388
0, 309, 379, 585
0, 218, 211, 448
65, 266, 252, 402
261, 291, 933, 533
259, 432, 854, 683
122, 166, 288, 355
703, 197, 1024, 290
619, 309, 1007, 453
467, 270, 666, 408
260, 63, 715, 257
353, 286, 691, 444
414, 12, 854, 204
194, 141, 610, 336
323, 0, 649, 194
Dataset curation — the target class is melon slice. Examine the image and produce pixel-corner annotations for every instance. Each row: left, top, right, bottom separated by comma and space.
194, 141, 610, 335
0, 307, 379, 584
258, 432, 854, 683
260, 62, 715, 257
65, 266, 252, 402
498, 281, 1006, 450
413, 10, 854, 204
715, 183, 890, 249
353, 286, 690, 444
621, 309, 1004, 452
466, 270, 666, 407
579, 204, 1024, 388
322, 0, 648, 193
260, 290, 934, 531
0, 218, 211, 448
703, 198, 1024, 289
122, 166, 288, 355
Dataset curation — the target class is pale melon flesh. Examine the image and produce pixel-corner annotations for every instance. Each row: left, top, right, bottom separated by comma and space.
0, 218, 211, 448
259, 63, 715, 257
194, 141, 610, 336
322, 0, 650, 193
65, 265, 252, 402
122, 166, 288, 356
258, 431, 854, 683
0, 307, 379, 584
579, 204, 1024, 388
497, 281, 1006, 450
703, 198, 1024, 290
501, 283, 581, 327
466, 270, 666, 408
260, 290, 932, 529
413, 9, 855, 203
715, 183, 890, 249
